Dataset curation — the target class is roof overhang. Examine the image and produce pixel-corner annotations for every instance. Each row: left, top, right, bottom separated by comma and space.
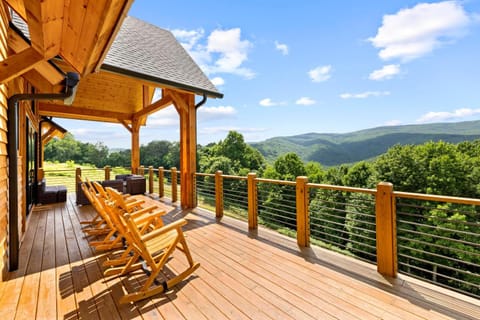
4, 0, 134, 77
101, 64, 224, 99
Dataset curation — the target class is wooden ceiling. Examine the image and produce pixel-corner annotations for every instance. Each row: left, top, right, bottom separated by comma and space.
3, 0, 186, 127
5, 0, 133, 77
37, 60, 174, 126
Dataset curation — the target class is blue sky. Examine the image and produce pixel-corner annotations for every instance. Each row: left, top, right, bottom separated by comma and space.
59, 0, 480, 148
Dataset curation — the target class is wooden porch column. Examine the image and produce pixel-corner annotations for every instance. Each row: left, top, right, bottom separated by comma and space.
172, 91, 197, 209
131, 118, 140, 174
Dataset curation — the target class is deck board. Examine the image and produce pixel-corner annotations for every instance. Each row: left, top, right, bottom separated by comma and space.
0, 193, 479, 320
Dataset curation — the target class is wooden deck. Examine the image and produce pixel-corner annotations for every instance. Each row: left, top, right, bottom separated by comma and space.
0, 194, 479, 320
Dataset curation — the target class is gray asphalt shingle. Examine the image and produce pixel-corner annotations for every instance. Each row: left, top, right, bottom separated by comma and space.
103, 16, 222, 98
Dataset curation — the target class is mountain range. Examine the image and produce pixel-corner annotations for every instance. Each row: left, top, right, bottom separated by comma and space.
250, 120, 480, 166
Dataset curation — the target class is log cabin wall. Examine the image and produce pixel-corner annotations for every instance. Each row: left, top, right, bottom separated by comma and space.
0, 3, 29, 280
0, 2, 9, 280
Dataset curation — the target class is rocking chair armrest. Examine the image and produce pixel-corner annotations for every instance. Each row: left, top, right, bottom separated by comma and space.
132, 209, 166, 223
140, 219, 187, 242
130, 205, 160, 218
134, 210, 165, 228
125, 199, 145, 210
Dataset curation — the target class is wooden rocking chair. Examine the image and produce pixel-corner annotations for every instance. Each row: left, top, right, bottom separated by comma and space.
105, 188, 200, 304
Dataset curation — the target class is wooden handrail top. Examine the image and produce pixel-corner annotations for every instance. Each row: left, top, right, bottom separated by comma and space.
256, 178, 296, 186
223, 174, 248, 181
195, 173, 214, 177
394, 191, 480, 206
308, 183, 377, 195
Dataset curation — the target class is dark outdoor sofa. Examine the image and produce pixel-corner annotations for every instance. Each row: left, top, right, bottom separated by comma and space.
76, 175, 146, 205
37, 179, 67, 204
115, 174, 146, 195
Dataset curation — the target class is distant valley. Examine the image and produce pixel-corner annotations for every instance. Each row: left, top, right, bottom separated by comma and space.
250, 120, 480, 166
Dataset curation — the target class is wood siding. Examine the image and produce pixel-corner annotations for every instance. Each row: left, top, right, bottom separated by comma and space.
0, 2, 9, 280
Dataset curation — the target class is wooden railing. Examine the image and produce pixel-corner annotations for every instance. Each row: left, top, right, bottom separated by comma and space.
193, 171, 480, 297
45, 165, 480, 297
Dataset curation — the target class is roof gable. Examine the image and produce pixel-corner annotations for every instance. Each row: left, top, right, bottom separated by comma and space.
102, 16, 222, 98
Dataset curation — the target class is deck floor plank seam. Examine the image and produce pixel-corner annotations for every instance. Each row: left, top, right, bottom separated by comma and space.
36, 207, 58, 319
170, 228, 321, 320
14, 207, 49, 320
56, 204, 79, 320
182, 219, 364, 320
62, 200, 100, 319
186, 215, 430, 320
0, 209, 42, 320
66, 195, 124, 320
191, 209, 480, 320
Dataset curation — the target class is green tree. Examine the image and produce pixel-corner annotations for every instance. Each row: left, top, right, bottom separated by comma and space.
44, 133, 82, 163
310, 165, 349, 249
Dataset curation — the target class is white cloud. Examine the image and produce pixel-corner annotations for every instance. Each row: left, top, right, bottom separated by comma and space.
384, 120, 402, 126
308, 65, 332, 82
369, 1, 472, 62
275, 41, 289, 55
171, 28, 205, 51
210, 77, 225, 86
199, 126, 266, 135
147, 107, 179, 127
69, 127, 126, 142
296, 97, 316, 105
206, 28, 254, 78
416, 108, 480, 123
198, 106, 237, 121
369, 64, 400, 80
171, 27, 254, 79
259, 98, 286, 107
340, 91, 390, 99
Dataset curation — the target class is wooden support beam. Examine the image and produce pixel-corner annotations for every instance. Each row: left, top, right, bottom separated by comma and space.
41, 126, 57, 144
5, 0, 26, 20
134, 93, 172, 119
38, 103, 132, 122
89, 0, 134, 74
143, 85, 154, 107
120, 120, 132, 133
131, 118, 140, 174
0, 46, 43, 84
172, 92, 197, 208
24, 0, 63, 58
7, 28, 65, 89
170, 90, 188, 113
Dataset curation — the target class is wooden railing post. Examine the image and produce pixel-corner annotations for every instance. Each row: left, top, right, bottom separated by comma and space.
38, 167, 44, 181
171, 167, 178, 203
138, 165, 144, 176
148, 166, 154, 194
296, 176, 310, 247
158, 167, 164, 198
215, 170, 224, 218
376, 182, 397, 277
104, 165, 111, 180
75, 167, 82, 193
247, 172, 258, 229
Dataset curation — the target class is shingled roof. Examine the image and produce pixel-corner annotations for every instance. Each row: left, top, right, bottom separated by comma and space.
11, 14, 223, 99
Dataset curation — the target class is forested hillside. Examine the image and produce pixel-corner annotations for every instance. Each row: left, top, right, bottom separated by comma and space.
251, 120, 480, 165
